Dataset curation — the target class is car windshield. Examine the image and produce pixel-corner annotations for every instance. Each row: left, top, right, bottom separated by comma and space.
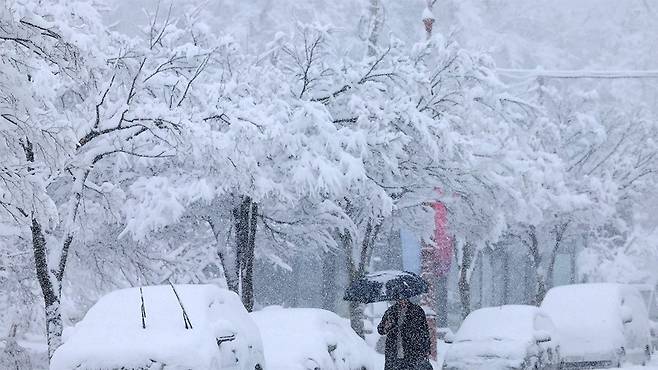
541, 284, 620, 332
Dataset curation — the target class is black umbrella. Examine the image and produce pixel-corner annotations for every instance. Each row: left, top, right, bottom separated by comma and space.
343, 270, 429, 303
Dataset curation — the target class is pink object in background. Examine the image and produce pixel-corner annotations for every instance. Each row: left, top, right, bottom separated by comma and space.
432, 201, 452, 277
420, 196, 452, 360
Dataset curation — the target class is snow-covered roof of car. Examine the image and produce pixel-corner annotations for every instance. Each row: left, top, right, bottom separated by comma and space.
455, 305, 540, 343
541, 283, 626, 355
51, 284, 261, 370
541, 283, 623, 328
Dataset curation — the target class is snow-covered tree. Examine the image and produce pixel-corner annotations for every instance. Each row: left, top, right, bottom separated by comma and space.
1, 0, 219, 358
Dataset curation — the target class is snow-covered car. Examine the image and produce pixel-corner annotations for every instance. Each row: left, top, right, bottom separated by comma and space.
442, 305, 560, 370
51, 284, 265, 370
251, 306, 383, 370
541, 283, 652, 368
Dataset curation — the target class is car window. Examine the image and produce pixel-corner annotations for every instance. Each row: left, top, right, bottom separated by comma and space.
622, 288, 651, 349
625, 290, 649, 320
456, 307, 534, 342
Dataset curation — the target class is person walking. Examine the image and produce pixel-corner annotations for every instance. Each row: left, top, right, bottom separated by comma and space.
377, 298, 431, 370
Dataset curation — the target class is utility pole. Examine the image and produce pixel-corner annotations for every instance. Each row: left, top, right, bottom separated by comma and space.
497, 68, 658, 80
420, 2, 448, 361
423, 0, 436, 40
420, 239, 438, 360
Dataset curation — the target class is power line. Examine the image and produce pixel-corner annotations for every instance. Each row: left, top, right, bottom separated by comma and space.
497, 68, 658, 80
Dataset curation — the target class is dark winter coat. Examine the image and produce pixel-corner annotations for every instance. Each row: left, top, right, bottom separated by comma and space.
377, 301, 431, 370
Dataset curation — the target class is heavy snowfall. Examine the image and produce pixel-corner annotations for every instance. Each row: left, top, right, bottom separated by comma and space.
1, 0, 657, 369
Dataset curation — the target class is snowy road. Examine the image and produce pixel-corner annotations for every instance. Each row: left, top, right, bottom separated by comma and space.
594, 359, 658, 369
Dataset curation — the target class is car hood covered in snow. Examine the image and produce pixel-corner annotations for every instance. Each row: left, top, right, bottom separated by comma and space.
251, 306, 383, 370
51, 284, 263, 370
556, 333, 619, 362
443, 339, 528, 369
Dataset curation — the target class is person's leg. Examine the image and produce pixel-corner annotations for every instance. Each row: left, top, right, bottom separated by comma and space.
402, 357, 429, 370
386, 358, 407, 370
383, 358, 397, 370
398, 358, 415, 370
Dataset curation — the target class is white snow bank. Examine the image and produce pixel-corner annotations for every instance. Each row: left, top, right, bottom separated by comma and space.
251, 306, 383, 370
51, 284, 264, 370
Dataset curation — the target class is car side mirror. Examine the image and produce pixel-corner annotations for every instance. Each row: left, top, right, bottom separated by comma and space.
216, 328, 236, 347
443, 332, 455, 344
534, 331, 551, 344
621, 306, 633, 325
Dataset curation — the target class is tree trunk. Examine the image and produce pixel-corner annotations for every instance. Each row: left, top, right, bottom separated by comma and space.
570, 248, 577, 284
233, 196, 258, 312
31, 218, 62, 360
321, 250, 338, 311
348, 300, 366, 337
343, 218, 382, 338
24, 137, 72, 361
457, 242, 474, 319
546, 220, 570, 289
526, 226, 547, 305
346, 251, 366, 337
502, 249, 510, 305
205, 217, 239, 293
476, 250, 484, 309
341, 229, 364, 336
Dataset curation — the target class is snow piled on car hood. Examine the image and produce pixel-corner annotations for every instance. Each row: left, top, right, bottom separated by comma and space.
252, 306, 383, 370
51, 284, 263, 370
444, 339, 527, 367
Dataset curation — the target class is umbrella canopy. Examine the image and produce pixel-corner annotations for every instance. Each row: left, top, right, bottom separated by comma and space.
343, 270, 429, 303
